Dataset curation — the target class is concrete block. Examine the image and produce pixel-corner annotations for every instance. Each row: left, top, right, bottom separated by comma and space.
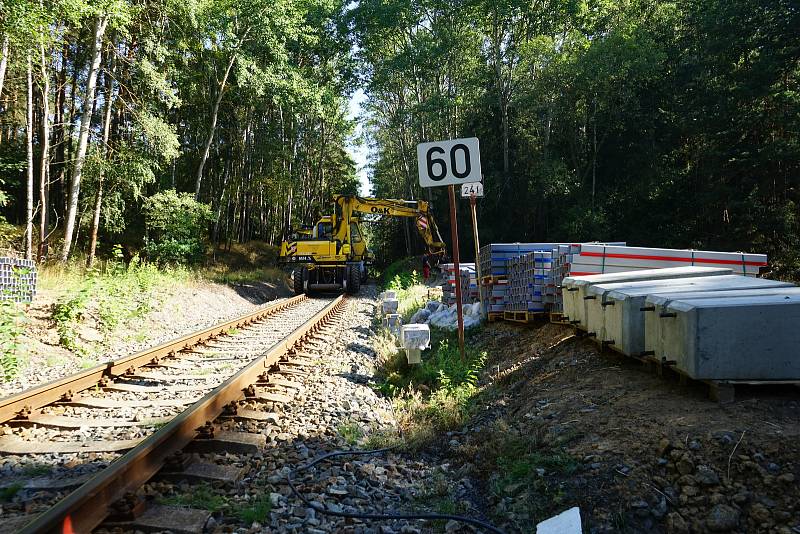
563, 267, 732, 329
659, 293, 800, 380
588, 275, 791, 356
381, 298, 399, 314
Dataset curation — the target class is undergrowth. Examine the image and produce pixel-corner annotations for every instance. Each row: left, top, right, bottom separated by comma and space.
0, 267, 32, 381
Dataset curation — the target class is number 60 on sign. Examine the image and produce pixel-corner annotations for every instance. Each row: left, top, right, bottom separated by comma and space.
417, 137, 482, 188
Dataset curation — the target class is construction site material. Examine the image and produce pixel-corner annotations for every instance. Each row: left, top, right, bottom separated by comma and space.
441, 263, 476, 305
381, 298, 399, 314
400, 324, 431, 364
382, 313, 402, 338
537, 507, 582, 534
0, 257, 37, 303
656, 294, 800, 380
571, 244, 766, 277
562, 267, 734, 329
644, 287, 800, 362
586, 275, 792, 356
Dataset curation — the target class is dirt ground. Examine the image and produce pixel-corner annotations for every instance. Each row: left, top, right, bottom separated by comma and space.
457, 321, 800, 533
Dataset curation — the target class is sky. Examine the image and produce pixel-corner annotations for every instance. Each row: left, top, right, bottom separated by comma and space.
347, 88, 371, 196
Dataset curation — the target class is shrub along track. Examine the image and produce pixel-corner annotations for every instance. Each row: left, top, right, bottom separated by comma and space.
0, 294, 345, 533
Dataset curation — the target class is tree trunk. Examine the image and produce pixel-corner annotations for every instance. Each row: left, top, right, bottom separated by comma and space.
87, 68, 114, 267
195, 53, 237, 199
38, 40, 51, 262
25, 55, 34, 260
0, 36, 8, 103
61, 15, 108, 262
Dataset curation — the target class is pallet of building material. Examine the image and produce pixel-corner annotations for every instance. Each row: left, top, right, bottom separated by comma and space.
643, 291, 800, 381
585, 274, 793, 357
0, 257, 37, 303
503, 310, 545, 323
562, 266, 734, 329
573, 244, 767, 276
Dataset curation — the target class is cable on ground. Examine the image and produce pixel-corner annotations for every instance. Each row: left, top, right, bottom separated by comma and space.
286, 447, 506, 534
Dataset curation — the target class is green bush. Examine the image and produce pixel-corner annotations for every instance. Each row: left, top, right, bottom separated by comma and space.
0, 299, 26, 382
142, 191, 212, 264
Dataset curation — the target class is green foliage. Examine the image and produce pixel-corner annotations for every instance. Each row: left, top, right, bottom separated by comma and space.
337, 421, 364, 445
142, 191, 213, 264
236, 494, 272, 524
159, 483, 229, 512
52, 287, 91, 352
0, 483, 23, 503
0, 299, 26, 382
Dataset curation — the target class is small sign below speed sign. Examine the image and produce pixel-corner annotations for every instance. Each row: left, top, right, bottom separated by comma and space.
417, 137, 482, 188
461, 182, 483, 198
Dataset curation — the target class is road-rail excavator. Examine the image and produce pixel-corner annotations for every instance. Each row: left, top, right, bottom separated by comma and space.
279, 195, 446, 294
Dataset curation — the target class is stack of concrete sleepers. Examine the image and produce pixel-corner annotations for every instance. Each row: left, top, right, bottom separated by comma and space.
650, 292, 800, 380
644, 287, 800, 372
572, 244, 767, 277
562, 267, 734, 329
0, 257, 37, 303
585, 275, 793, 357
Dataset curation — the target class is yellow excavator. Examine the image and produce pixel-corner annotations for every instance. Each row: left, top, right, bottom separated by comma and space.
279, 195, 446, 294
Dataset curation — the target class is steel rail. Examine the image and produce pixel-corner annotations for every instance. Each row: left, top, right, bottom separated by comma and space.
20, 294, 346, 534
0, 294, 308, 424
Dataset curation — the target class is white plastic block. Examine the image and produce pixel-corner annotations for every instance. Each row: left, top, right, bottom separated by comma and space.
400, 324, 431, 351
537, 507, 582, 534
382, 299, 399, 314
381, 291, 397, 300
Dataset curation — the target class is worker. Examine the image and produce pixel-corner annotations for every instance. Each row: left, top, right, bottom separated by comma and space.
422, 255, 431, 281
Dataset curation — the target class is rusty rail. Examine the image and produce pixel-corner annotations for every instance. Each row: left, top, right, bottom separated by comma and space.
0, 294, 307, 424
20, 294, 346, 534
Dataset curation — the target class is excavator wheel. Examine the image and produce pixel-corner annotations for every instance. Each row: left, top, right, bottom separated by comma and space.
346, 265, 361, 294
293, 267, 305, 295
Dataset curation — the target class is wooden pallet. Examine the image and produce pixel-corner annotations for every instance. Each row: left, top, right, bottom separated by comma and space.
549, 312, 570, 325
481, 275, 507, 286
503, 310, 546, 323
600, 346, 800, 403
487, 312, 504, 322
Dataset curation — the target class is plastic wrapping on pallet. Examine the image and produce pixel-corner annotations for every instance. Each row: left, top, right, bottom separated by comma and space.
587, 275, 792, 356
0, 256, 38, 303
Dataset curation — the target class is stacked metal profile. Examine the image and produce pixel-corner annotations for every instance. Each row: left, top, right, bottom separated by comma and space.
0, 257, 37, 303
506, 251, 553, 312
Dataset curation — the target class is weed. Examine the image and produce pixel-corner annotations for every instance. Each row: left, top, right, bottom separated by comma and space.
0, 298, 26, 381
236, 493, 272, 523
338, 421, 364, 445
226, 328, 240, 336
21, 464, 51, 476
0, 483, 22, 502
159, 483, 229, 512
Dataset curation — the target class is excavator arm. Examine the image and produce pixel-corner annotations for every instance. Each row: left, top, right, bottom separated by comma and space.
334, 196, 447, 255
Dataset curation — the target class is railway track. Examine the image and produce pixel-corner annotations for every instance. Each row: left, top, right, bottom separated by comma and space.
0, 294, 346, 533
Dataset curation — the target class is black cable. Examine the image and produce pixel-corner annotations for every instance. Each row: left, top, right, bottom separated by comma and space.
286, 447, 506, 534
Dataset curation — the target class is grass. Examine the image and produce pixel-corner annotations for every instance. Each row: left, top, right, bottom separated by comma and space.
337, 421, 364, 445
159, 483, 229, 512
236, 493, 272, 523
21, 464, 51, 476
0, 483, 23, 502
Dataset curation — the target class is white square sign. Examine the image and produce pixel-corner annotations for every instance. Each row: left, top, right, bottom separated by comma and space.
461, 182, 483, 198
417, 137, 482, 187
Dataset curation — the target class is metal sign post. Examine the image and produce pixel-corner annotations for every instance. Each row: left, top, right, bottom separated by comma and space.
468, 193, 483, 316
448, 185, 465, 360
418, 137, 481, 362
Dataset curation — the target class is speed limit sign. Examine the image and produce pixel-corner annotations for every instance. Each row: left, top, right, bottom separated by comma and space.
417, 137, 482, 188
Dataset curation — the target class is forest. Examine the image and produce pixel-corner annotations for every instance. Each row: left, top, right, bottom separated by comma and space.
0, 0, 798, 275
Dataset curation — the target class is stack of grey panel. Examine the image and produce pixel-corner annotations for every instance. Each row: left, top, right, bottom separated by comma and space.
0, 257, 37, 303
649, 292, 800, 380
562, 267, 734, 329
586, 275, 792, 357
